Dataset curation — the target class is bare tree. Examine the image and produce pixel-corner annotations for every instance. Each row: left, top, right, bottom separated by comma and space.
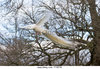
40, 0, 100, 65
1, 0, 99, 66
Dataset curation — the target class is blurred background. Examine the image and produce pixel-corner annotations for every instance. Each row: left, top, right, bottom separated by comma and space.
0, 0, 100, 66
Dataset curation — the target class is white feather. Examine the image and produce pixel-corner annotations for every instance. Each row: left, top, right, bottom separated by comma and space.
20, 13, 76, 49
43, 30, 76, 49
36, 13, 51, 26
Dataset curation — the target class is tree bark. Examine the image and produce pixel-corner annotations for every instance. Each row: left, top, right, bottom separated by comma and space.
87, 0, 100, 65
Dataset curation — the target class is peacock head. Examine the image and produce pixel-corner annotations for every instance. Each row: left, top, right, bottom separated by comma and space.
20, 24, 37, 30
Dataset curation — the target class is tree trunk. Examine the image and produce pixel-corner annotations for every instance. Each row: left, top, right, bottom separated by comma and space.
87, 0, 100, 65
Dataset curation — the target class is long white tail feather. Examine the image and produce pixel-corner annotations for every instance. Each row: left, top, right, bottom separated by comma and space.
43, 30, 76, 49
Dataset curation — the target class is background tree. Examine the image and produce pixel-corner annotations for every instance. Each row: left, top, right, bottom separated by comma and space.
38, 0, 100, 65
0, 0, 99, 66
